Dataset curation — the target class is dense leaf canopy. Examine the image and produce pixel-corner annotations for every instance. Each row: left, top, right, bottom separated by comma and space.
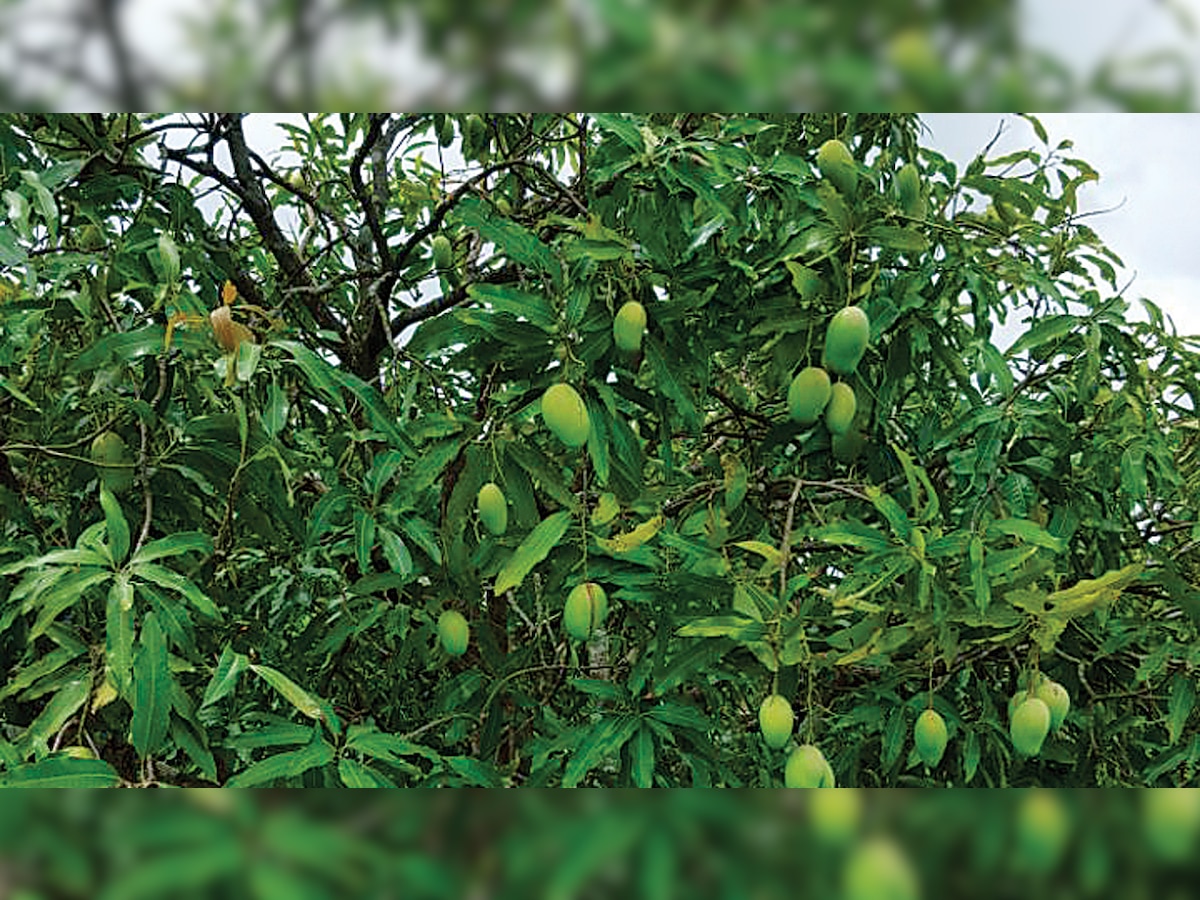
0, 113, 1197, 787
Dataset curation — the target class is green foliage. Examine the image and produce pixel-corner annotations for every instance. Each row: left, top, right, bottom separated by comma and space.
0, 113, 1197, 787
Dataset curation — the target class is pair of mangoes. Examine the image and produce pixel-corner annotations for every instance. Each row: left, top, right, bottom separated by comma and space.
1009, 677, 1071, 756
788, 305, 870, 435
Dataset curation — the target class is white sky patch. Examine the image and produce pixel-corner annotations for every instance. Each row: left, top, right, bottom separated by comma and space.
923, 113, 1200, 340
1019, 0, 1200, 97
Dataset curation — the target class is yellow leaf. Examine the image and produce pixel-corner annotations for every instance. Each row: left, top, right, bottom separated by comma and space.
733, 541, 784, 567
91, 677, 119, 712
596, 514, 664, 554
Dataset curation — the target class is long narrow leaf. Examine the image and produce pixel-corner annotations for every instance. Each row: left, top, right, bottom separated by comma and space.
131, 612, 171, 758
251, 664, 323, 720
128, 531, 213, 566
0, 756, 121, 788
493, 510, 573, 595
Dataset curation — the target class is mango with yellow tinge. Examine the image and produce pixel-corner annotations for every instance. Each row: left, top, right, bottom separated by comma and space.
816, 139, 858, 197
824, 383, 857, 436
90, 431, 134, 493
437, 610, 469, 657
432, 234, 453, 271
1035, 679, 1070, 731
1010, 696, 1051, 756
787, 366, 831, 425
822, 306, 870, 375
895, 163, 924, 218
758, 694, 794, 749
842, 838, 919, 900
541, 384, 590, 448
564, 582, 607, 641
785, 744, 835, 788
913, 708, 948, 767
477, 482, 508, 536
613, 301, 647, 353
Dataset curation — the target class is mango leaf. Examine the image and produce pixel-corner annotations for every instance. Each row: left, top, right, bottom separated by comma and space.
128, 531, 213, 566
353, 508, 376, 575
570, 678, 627, 702
16, 676, 90, 755
1167, 674, 1195, 747
304, 486, 351, 549
591, 492, 620, 526
563, 715, 639, 788
812, 521, 892, 552
866, 224, 929, 253
986, 518, 1066, 553
468, 283, 556, 332
676, 615, 767, 640
1006, 314, 1077, 357
338, 757, 398, 788
202, 644, 250, 708
263, 380, 290, 439
0, 546, 109, 574
0, 756, 121, 788
454, 195, 561, 286
106, 575, 135, 697
969, 535, 990, 612
864, 485, 912, 541
0, 645, 82, 702
1033, 563, 1144, 653
224, 737, 335, 787
130, 562, 220, 619
30, 567, 112, 639
98, 484, 131, 567
251, 664, 323, 720
493, 510, 573, 595
70, 324, 167, 373
834, 624, 915, 666
732, 541, 784, 567
596, 515, 664, 555
378, 527, 414, 577
630, 726, 655, 788
131, 612, 171, 758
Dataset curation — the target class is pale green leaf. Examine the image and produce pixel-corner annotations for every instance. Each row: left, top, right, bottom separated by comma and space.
493, 510, 573, 595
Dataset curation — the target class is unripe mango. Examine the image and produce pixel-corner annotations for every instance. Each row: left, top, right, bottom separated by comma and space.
541, 383, 590, 448
785, 744, 834, 788
1010, 696, 1051, 757
824, 383, 857, 435
822, 306, 870, 375
437, 609, 469, 656
477, 482, 508, 536
438, 115, 455, 147
843, 838, 919, 900
1014, 790, 1072, 874
464, 115, 487, 160
787, 366, 831, 425
913, 708, 948, 767
816, 139, 858, 197
1142, 788, 1200, 863
90, 431, 134, 493
432, 234, 453, 271
1035, 679, 1070, 731
895, 163, 924, 218
564, 582, 606, 641
809, 788, 863, 846
613, 300, 647, 353
758, 694, 794, 749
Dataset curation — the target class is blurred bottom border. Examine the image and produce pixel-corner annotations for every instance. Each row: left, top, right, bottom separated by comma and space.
0, 788, 1198, 899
